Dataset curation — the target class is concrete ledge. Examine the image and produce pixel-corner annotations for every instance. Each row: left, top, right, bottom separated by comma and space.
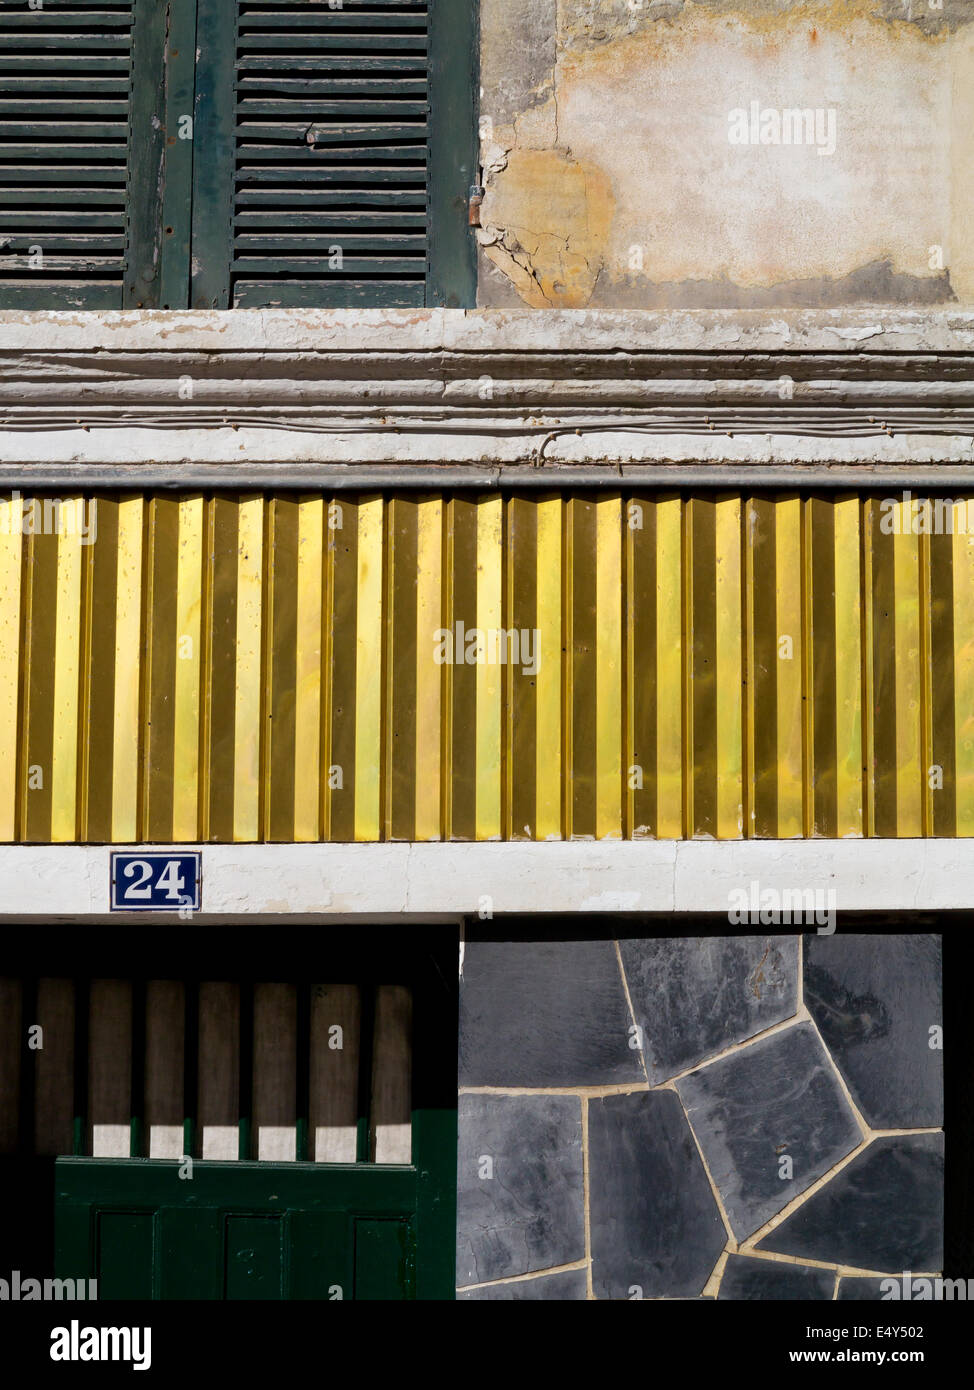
1, 307, 973, 353
1, 840, 972, 919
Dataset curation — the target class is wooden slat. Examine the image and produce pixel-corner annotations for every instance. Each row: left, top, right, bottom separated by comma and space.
240, 13, 426, 31
232, 255, 423, 274
34, 978, 74, 1156
236, 210, 426, 227
233, 276, 425, 307
311, 983, 360, 1163
253, 982, 297, 1161
371, 985, 412, 1165
0, 189, 125, 204
88, 978, 131, 1158
198, 981, 239, 1160
236, 188, 424, 206
234, 234, 425, 251
145, 980, 184, 1159
237, 141, 426, 159
0, 121, 126, 138
0, 12, 133, 29
237, 166, 426, 185
0, 213, 123, 228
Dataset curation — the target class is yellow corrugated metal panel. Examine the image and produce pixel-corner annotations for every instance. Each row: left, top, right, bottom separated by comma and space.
3, 489, 973, 844
0, 500, 21, 840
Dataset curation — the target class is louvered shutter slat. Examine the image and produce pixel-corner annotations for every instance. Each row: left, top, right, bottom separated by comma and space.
0, 1, 133, 308
229, 0, 429, 309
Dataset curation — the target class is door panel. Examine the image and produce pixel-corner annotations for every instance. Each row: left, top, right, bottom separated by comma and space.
56, 1158, 421, 1301
97, 1211, 153, 1300
225, 1216, 283, 1301
287, 1210, 350, 1301
157, 1208, 224, 1300
7, 928, 457, 1300
354, 1219, 413, 1302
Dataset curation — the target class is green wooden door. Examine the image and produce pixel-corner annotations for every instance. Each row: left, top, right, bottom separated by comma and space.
9, 928, 460, 1301
56, 1158, 420, 1300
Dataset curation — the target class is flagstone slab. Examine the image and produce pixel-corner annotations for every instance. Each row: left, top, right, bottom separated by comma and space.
718, 1254, 834, 1300
456, 1094, 585, 1286
618, 935, 798, 1083
675, 1021, 861, 1240
803, 934, 943, 1128
588, 1090, 726, 1300
756, 1134, 944, 1273
459, 939, 644, 1086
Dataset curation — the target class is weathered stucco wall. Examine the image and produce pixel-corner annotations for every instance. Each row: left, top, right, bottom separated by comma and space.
477, 0, 974, 309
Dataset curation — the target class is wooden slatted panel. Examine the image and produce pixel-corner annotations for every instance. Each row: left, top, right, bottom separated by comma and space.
0, 1, 133, 307
233, 0, 429, 307
5, 971, 412, 1164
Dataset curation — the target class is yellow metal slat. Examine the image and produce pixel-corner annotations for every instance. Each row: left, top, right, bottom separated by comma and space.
0, 502, 21, 841
112, 497, 143, 840
294, 498, 323, 842
263, 498, 299, 842
474, 495, 502, 840
656, 497, 683, 839
415, 497, 443, 841
51, 515, 83, 842
354, 497, 383, 841
833, 497, 863, 838
172, 497, 204, 841
595, 495, 622, 840
535, 496, 562, 840
234, 496, 264, 841
775, 497, 803, 838
953, 502, 974, 835
715, 495, 742, 839
893, 503, 923, 837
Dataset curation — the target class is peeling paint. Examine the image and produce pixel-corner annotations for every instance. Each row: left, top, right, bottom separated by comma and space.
478, 0, 974, 308
479, 149, 615, 308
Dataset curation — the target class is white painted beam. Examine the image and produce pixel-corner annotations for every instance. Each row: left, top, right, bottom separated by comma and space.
0, 840, 972, 917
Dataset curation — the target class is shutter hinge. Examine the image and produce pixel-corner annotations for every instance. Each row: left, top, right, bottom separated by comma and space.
468, 185, 485, 228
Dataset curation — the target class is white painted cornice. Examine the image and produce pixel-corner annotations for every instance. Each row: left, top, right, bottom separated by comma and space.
0, 308, 972, 473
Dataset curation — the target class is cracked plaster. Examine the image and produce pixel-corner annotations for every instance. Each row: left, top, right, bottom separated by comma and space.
478, 0, 974, 308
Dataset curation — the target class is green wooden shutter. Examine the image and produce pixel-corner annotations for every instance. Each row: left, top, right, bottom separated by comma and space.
192, 0, 477, 310
0, 0, 135, 309
233, 0, 430, 309
0, 0, 477, 312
